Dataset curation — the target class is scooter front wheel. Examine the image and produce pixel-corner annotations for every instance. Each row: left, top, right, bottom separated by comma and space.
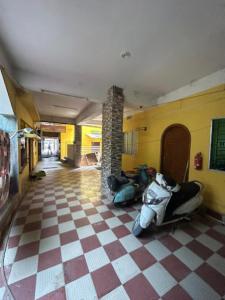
132, 213, 144, 237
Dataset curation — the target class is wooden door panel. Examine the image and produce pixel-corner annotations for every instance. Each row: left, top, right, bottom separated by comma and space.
161, 125, 190, 183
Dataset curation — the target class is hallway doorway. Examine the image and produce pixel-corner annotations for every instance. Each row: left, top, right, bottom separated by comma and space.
41, 137, 60, 159
160, 124, 191, 183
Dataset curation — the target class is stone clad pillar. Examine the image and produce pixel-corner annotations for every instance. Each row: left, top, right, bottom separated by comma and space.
101, 86, 124, 191
74, 125, 82, 168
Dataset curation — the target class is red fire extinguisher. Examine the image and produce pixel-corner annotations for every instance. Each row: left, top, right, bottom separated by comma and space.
194, 152, 203, 170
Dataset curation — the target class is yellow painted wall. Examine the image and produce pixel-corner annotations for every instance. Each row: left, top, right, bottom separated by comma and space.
60, 124, 75, 159
81, 126, 102, 155
122, 84, 225, 214
2, 70, 39, 196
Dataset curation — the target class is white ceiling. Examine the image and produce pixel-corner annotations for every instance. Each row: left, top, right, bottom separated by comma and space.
0, 0, 225, 108
33, 91, 89, 119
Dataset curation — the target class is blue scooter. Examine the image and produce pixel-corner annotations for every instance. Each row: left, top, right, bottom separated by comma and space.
107, 165, 152, 206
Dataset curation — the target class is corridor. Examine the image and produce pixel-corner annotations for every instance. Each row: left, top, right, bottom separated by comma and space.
1, 166, 225, 300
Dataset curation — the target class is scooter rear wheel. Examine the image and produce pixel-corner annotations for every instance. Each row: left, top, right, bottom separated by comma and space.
132, 213, 144, 237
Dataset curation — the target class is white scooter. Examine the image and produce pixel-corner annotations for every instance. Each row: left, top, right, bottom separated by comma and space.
132, 173, 203, 237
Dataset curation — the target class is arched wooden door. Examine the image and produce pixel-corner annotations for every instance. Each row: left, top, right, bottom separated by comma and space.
161, 124, 191, 183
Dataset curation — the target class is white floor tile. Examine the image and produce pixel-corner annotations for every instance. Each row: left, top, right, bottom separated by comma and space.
144, 263, 176, 296
77, 225, 95, 239
9, 225, 24, 237
101, 285, 130, 300
196, 234, 222, 251
170, 229, 193, 245
82, 203, 94, 210
72, 210, 86, 220
85, 247, 110, 272
39, 235, 60, 254
88, 214, 103, 224
192, 221, 209, 233
120, 234, 142, 253
41, 217, 58, 229
57, 207, 70, 216
180, 272, 220, 300
112, 254, 140, 284
26, 214, 42, 224
42, 205, 57, 213
8, 255, 38, 284
213, 225, 225, 236
35, 263, 65, 299
207, 253, 225, 276
19, 230, 41, 246
0, 287, 5, 300
125, 221, 133, 232
174, 247, 203, 271
105, 217, 123, 229
145, 240, 170, 260
96, 205, 108, 213
97, 230, 117, 246
58, 220, 75, 234
65, 274, 97, 300
4, 247, 17, 266
61, 240, 83, 262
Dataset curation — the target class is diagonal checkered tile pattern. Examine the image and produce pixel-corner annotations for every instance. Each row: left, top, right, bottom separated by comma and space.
0, 166, 225, 299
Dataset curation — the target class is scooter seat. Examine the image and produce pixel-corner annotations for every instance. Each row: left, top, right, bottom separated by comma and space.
165, 181, 200, 217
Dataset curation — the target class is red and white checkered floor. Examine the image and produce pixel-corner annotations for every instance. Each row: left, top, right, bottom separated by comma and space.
0, 166, 225, 299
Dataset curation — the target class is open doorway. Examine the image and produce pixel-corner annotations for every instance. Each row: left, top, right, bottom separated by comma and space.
160, 124, 191, 183
41, 137, 60, 159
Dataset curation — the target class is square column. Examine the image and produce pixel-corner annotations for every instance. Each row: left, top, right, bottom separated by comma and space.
101, 86, 124, 191
74, 125, 82, 168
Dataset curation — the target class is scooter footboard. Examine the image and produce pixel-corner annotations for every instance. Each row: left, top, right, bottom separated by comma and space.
140, 205, 156, 229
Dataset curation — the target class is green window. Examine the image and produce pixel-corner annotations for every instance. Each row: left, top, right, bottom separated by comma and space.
209, 118, 225, 171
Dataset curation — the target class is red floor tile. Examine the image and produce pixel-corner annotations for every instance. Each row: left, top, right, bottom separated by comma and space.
74, 217, 90, 228
38, 287, 66, 300
60, 230, 79, 245
113, 225, 130, 238
15, 241, 40, 261
29, 207, 43, 215
181, 225, 201, 237
44, 200, 56, 206
104, 240, 127, 261
130, 247, 156, 271
80, 235, 101, 253
8, 235, 20, 248
70, 205, 82, 212
100, 211, 114, 220
162, 285, 192, 300
159, 234, 182, 252
64, 255, 89, 283
85, 208, 98, 216
92, 221, 109, 233
56, 203, 68, 209
23, 221, 42, 233
58, 214, 72, 224
41, 225, 59, 239
38, 248, 62, 272
207, 228, 225, 244
124, 273, 159, 300
9, 275, 36, 300
161, 254, 190, 281
196, 263, 225, 296
14, 217, 26, 226
217, 246, 225, 258
91, 264, 121, 298
43, 211, 57, 219
118, 214, 133, 223
186, 239, 213, 260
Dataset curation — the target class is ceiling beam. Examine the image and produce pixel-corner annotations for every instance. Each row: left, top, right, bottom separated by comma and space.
74, 102, 102, 125
39, 114, 75, 125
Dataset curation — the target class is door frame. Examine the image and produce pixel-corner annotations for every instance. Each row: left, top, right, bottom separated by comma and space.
160, 124, 191, 181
